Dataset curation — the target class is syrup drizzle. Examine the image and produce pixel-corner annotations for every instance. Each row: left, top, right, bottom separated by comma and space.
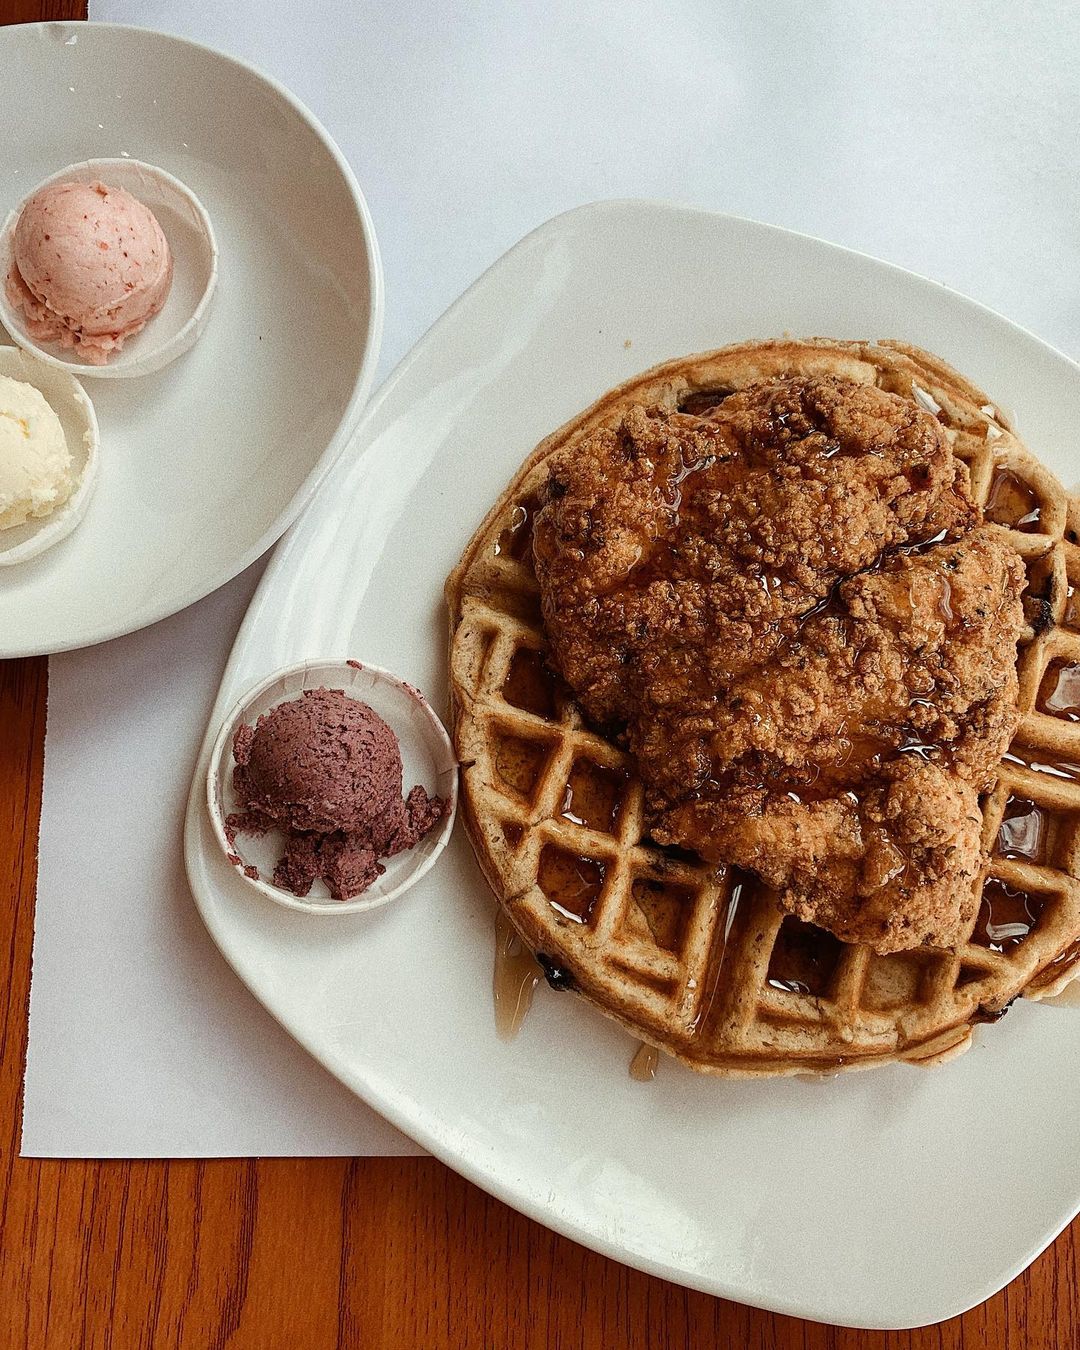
1051, 938, 1080, 968
560, 760, 629, 832
1002, 745, 1080, 781
768, 974, 810, 994
629, 1042, 659, 1081
502, 647, 556, 718
975, 879, 1043, 952
996, 797, 1047, 863
767, 918, 842, 996
690, 869, 744, 1031
1037, 660, 1080, 722
493, 496, 541, 560
1064, 584, 1080, 630
984, 469, 1042, 533
537, 846, 605, 923
678, 388, 734, 416
493, 910, 541, 1040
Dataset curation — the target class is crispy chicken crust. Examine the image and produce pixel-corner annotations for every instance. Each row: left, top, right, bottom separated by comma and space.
532, 375, 1025, 952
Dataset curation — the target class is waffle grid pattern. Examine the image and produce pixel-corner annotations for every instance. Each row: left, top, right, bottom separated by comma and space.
448, 339, 1080, 1075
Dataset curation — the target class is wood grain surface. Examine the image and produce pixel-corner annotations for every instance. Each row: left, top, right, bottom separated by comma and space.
2, 5, 1079, 1347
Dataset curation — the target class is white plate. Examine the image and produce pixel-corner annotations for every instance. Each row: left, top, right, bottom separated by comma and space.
0, 23, 381, 655
185, 202, 1080, 1330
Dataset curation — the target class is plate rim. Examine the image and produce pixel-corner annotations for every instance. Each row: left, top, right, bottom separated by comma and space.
0, 21, 385, 658
185, 198, 1080, 1330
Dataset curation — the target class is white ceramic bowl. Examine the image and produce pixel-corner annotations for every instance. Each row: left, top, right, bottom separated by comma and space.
0, 158, 217, 379
0, 345, 98, 566
0, 22, 382, 657
206, 660, 458, 915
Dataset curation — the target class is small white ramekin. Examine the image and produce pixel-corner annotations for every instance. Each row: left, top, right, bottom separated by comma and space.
206, 659, 459, 915
0, 344, 99, 566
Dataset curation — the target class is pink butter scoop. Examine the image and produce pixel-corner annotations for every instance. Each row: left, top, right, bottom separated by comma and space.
6, 180, 173, 365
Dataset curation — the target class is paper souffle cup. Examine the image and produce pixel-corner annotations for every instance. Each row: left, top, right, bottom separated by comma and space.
0, 345, 99, 566
0, 158, 218, 379
206, 659, 459, 915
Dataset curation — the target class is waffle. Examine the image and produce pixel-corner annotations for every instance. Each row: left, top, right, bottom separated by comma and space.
446, 338, 1080, 1075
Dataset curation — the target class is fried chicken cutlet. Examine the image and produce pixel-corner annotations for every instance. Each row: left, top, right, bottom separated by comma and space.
531, 375, 1025, 953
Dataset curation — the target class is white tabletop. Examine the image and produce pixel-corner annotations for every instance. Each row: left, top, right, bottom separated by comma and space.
24, 0, 1080, 1156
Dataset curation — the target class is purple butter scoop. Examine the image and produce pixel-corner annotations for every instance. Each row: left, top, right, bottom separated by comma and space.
224, 686, 446, 901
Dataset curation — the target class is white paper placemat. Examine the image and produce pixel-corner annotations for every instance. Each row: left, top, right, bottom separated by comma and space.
26, 561, 421, 1156
25, 0, 1080, 1157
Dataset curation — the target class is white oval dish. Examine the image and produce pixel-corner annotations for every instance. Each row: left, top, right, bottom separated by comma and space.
0, 157, 217, 380
187, 202, 1080, 1330
206, 660, 458, 915
0, 344, 98, 566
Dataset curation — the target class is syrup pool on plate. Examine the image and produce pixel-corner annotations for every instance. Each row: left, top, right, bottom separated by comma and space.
493, 910, 541, 1040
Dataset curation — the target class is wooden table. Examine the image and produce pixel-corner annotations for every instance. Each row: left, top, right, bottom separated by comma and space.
2, 6, 1078, 1347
